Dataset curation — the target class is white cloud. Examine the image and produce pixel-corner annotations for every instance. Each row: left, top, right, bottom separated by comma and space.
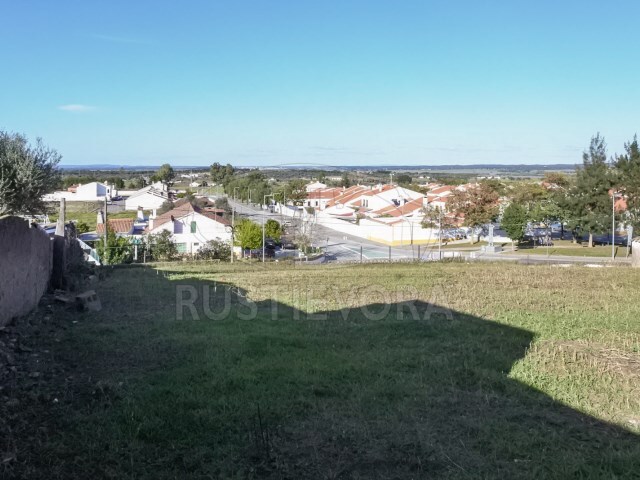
91, 34, 151, 45
58, 104, 96, 113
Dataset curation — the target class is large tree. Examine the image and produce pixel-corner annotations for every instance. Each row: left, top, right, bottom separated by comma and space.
501, 202, 527, 247
209, 162, 235, 185
155, 163, 175, 185
225, 171, 270, 204
264, 219, 282, 241
0, 131, 61, 215
449, 183, 499, 243
566, 134, 613, 246
614, 135, 640, 229
235, 218, 262, 251
281, 179, 307, 205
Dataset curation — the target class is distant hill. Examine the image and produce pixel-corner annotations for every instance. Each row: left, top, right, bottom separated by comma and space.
60, 163, 578, 172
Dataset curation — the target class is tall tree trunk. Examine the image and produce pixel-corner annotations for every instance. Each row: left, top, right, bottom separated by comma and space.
588, 232, 593, 248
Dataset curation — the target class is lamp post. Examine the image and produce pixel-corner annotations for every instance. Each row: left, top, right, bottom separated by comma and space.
263, 194, 274, 263
226, 222, 235, 264
612, 190, 619, 260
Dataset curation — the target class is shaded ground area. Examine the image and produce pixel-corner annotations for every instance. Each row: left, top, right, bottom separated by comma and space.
1, 263, 639, 479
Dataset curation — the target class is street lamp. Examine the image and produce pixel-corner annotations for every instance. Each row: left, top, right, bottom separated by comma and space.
263, 193, 274, 263
225, 224, 235, 263
612, 190, 621, 260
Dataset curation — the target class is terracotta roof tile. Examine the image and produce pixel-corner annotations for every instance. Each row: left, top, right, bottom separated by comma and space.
96, 218, 134, 234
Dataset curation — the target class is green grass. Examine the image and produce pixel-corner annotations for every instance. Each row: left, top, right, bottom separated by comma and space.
512, 240, 625, 258
4, 262, 639, 478
48, 202, 145, 230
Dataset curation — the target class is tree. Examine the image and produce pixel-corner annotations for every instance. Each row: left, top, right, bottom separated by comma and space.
543, 171, 571, 189
396, 174, 412, 185
614, 135, 640, 229
510, 181, 548, 210
209, 162, 235, 185
224, 171, 270, 204
158, 200, 174, 215
96, 227, 132, 265
149, 230, 178, 261
155, 163, 175, 185
75, 221, 91, 234
449, 183, 499, 243
283, 179, 307, 205
235, 219, 262, 252
502, 203, 527, 247
0, 131, 61, 215
340, 173, 351, 188
480, 178, 506, 196
264, 219, 282, 241
566, 134, 613, 247
126, 177, 145, 189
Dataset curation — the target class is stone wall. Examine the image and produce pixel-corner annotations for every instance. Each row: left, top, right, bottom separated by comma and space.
0, 216, 53, 326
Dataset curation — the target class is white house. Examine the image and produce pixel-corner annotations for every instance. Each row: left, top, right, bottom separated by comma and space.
43, 182, 118, 202
362, 185, 424, 212
146, 202, 231, 254
305, 181, 327, 193
124, 187, 169, 211
305, 187, 342, 210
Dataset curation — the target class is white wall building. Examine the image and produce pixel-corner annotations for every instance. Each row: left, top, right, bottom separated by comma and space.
43, 182, 118, 202
124, 188, 169, 211
305, 181, 327, 193
147, 202, 231, 254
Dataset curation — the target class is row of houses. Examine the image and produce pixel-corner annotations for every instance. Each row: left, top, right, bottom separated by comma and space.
304, 182, 472, 222
44, 180, 174, 211
85, 199, 231, 257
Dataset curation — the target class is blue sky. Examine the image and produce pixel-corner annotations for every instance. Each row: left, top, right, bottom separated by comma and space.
1, 1, 638, 167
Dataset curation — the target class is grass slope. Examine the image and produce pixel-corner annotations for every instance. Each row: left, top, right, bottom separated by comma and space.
3, 262, 639, 479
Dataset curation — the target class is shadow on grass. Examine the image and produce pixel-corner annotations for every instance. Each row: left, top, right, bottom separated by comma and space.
4, 265, 638, 479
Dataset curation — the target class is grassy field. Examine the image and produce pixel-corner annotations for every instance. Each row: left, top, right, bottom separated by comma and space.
47, 202, 143, 230
3, 262, 639, 478
512, 240, 626, 258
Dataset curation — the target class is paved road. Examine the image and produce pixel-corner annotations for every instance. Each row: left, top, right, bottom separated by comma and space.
228, 199, 430, 262
226, 198, 631, 266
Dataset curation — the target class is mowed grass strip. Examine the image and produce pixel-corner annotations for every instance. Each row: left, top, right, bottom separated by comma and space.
9, 262, 640, 479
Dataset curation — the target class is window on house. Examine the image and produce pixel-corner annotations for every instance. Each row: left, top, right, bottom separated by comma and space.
190, 221, 197, 233
176, 243, 187, 253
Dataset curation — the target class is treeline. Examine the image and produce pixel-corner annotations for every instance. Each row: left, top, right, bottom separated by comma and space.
498, 134, 640, 245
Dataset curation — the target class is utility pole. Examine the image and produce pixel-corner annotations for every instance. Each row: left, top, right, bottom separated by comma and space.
438, 210, 442, 260
230, 206, 235, 264
103, 196, 108, 263
612, 191, 616, 260
263, 194, 274, 263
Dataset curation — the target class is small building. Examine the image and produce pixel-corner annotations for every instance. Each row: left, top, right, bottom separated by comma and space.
43, 182, 118, 202
305, 181, 327, 193
124, 187, 169, 211
146, 202, 231, 255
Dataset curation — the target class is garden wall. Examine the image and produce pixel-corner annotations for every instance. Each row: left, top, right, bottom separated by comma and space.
0, 216, 53, 326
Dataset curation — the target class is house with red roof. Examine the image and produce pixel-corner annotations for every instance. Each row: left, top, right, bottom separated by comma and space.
146, 202, 231, 255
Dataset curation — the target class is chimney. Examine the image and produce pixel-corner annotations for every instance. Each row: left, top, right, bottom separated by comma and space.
147, 209, 155, 229
137, 206, 144, 222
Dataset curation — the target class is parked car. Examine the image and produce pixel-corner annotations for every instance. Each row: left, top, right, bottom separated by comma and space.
244, 247, 276, 259
282, 240, 296, 250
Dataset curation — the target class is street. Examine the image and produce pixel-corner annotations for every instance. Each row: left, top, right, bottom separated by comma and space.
226, 198, 631, 266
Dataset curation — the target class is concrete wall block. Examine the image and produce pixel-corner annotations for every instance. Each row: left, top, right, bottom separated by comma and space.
0, 216, 53, 326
